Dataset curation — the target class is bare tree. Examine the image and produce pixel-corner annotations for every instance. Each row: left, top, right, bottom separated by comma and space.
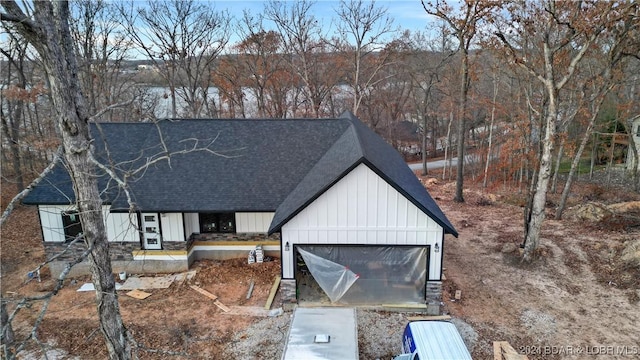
69, 0, 137, 121
266, 0, 341, 117
422, 0, 494, 203
0, 34, 30, 192
556, 3, 640, 217
494, 0, 620, 261
234, 12, 289, 118
335, 0, 397, 117
120, 0, 230, 118
482, 64, 500, 188
407, 27, 454, 176
211, 51, 248, 118
1, 2, 131, 358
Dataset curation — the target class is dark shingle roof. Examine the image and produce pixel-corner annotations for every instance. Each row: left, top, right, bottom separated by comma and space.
268, 112, 457, 236
22, 113, 457, 236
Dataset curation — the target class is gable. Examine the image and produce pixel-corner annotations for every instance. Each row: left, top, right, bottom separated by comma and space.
269, 112, 457, 236
283, 163, 442, 235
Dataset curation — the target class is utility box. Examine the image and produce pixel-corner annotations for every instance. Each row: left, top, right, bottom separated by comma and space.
281, 307, 358, 360
393, 321, 472, 360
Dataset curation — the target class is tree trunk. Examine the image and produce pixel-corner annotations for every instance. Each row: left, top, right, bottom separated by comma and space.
556, 120, 595, 219
2, 2, 131, 358
483, 73, 498, 189
421, 114, 428, 176
590, 132, 598, 179
1, 114, 25, 192
454, 48, 469, 203
443, 112, 453, 180
1, 299, 15, 358
556, 92, 609, 219
550, 139, 565, 193
523, 86, 557, 261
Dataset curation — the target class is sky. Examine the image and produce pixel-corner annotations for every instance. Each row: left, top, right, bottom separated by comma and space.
212, 0, 436, 41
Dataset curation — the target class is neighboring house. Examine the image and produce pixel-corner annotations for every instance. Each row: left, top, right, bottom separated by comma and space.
23, 112, 457, 306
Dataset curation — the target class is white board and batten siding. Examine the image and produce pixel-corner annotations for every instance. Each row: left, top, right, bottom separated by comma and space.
103, 208, 138, 242
38, 205, 138, 242
281, 163, 444, 279
236, 212, 274, 233
184, 213, 199, 236
159, 213, 185, 242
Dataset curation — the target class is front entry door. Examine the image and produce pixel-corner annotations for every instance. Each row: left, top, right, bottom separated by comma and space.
141, 213, 161, 250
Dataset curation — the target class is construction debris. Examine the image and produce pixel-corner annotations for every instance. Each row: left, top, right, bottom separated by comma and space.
119, 270, 196, 291
493, 341, 529, 360
190, 285, 218, 301
77, 283, 122, 292
190, 285, 230, 312
264, 276, 281, 310
246, 280, 255, 300
126, 289, 152, 300
255, 245, 264, 263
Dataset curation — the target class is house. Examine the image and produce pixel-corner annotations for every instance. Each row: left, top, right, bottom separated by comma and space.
23, 112, 457, 306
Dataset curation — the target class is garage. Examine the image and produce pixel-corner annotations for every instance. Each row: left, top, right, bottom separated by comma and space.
267, 114, 458, 307
295, 245, 430, 304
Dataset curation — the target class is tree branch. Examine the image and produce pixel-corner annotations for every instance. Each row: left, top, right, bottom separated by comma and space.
4, 238, 92, 356
0, 1, 39, 39
89, 99, 136, 122
0, 146, 63, 226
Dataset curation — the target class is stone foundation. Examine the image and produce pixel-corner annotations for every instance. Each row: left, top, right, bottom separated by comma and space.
43, 241, 192, 278
425, 281, 443, 315
280, 279, 297, 311
48, 259, 189, 278
191, 232, 280, 242
163, 241, 188, 251
43, 241, 139, 263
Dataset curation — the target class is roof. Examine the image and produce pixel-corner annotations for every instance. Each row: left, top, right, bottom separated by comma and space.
405, 321, 472, 360
268, 112, 457, 236
22, 112, 457, 236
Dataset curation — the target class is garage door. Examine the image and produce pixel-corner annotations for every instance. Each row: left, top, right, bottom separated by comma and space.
297, 245, 428, 304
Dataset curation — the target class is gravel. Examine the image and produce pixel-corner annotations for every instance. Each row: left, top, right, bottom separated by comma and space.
520, 308, 557, 342
223, 308, 475, 360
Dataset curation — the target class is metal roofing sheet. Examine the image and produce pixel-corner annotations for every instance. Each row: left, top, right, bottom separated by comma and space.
407, 321, 472, 360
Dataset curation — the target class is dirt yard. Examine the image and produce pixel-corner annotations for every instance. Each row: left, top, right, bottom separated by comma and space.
1, 170, 639, 359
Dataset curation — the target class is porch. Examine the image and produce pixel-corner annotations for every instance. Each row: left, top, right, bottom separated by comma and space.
43, 232, 281, 278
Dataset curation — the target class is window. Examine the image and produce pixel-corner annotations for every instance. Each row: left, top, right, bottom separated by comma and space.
62, 211, 83, 242
199, 213, 235, 233
636, 125, 640, 137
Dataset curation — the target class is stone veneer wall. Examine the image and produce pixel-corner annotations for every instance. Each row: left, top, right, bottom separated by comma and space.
280, 279, 297, 311
43, 241, 140, 262
190, 232, 280, 243
163, 241, 188, 251
425, 280, 443, 315
44, 240, 189, 262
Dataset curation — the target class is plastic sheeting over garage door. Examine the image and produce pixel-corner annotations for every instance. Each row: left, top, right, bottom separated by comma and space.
297, 246, 428, 304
